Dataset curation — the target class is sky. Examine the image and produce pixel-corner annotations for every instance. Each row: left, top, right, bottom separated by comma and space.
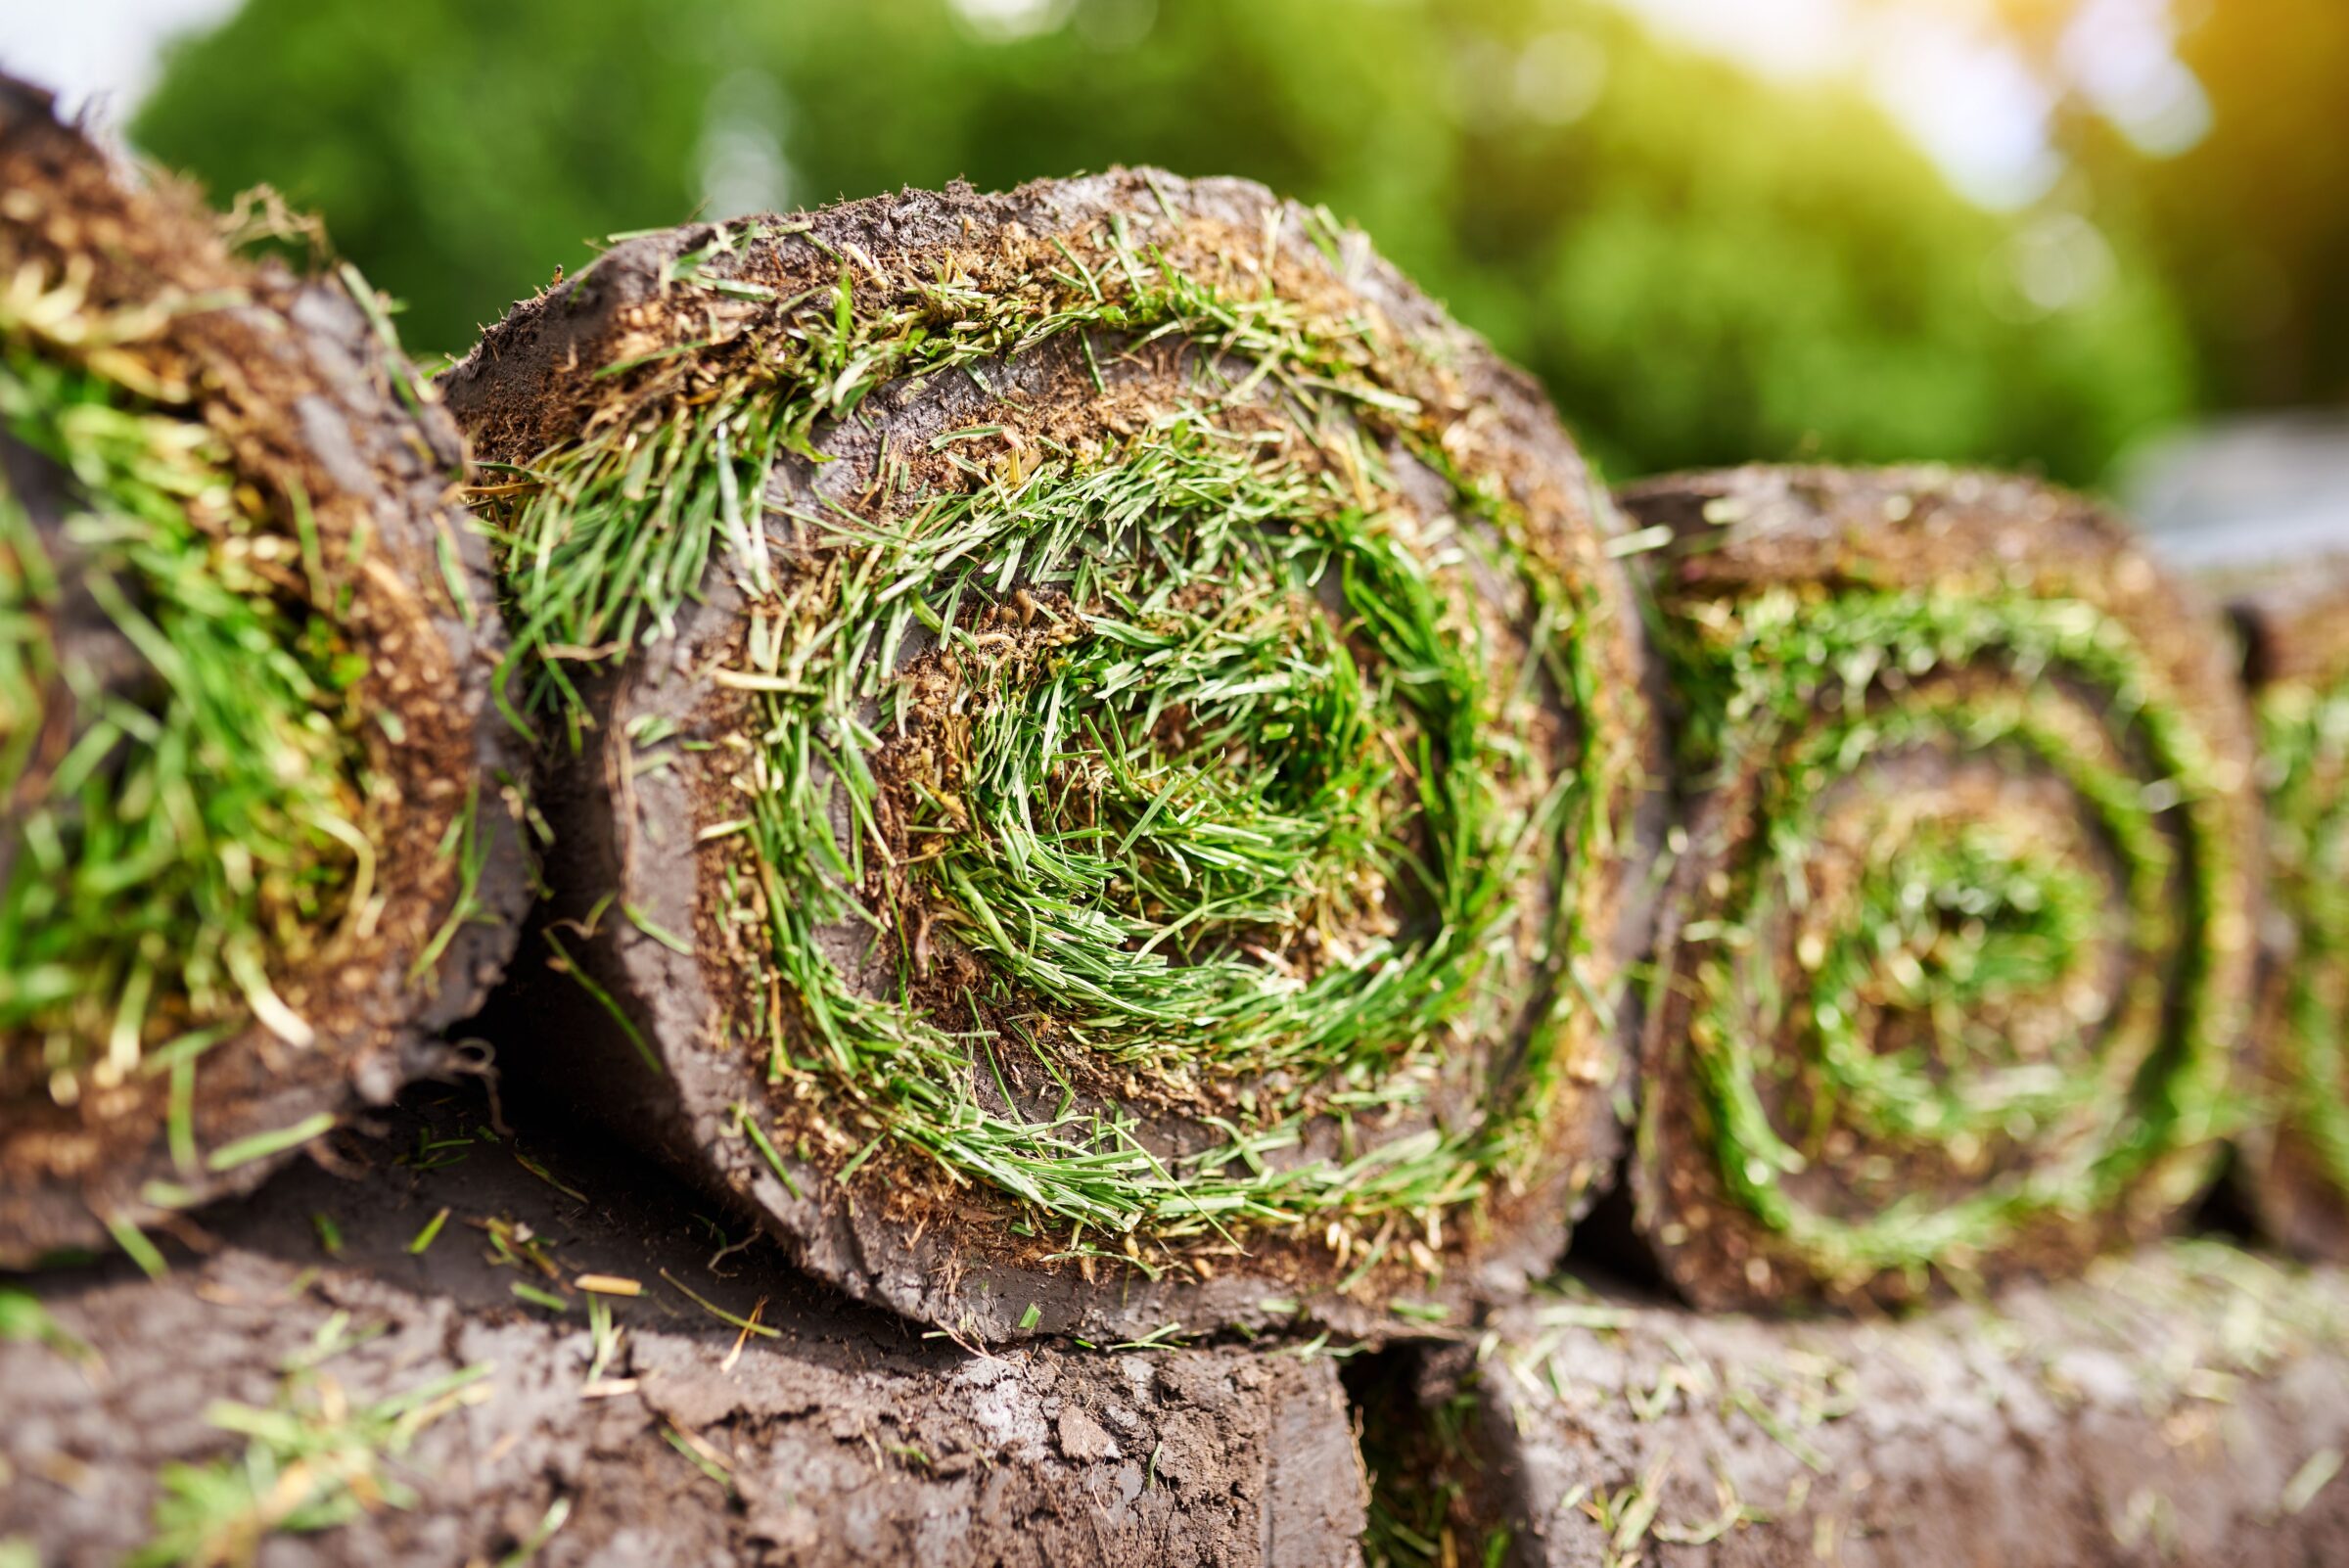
0, 0, 237, 131
3, 0, 2207, 208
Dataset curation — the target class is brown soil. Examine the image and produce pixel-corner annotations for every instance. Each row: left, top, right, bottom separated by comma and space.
1614, 465, 2263, 1311
1406, 1247, 2349, 1567
0, 1081, 1367, 1567
442, 170, 1665, 1345
0, 77, 531, 1260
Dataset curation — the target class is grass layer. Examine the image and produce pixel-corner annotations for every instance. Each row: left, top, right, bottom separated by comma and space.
0, 277, 370, 1109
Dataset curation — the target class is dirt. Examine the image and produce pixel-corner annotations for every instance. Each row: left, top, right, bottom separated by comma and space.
0, 1079, 1368, 1567
12, 1077, 2348, 1568
0, 76, 531, 1259
441, 170, 1667, 1346
1402, 1245, 2349, 1567
1611, 465, 2262, 1312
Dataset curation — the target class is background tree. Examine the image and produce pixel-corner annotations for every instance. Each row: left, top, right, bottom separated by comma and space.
136, 0, 2268, 485
2068, 0, 2349, 411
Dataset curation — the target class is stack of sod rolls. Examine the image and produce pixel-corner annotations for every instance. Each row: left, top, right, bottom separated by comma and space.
0, 78, 529, 1260
1616, 466, 2261, 1310
0, 1089, 1369, 1567
1369, 1244, 2349, 1568
443, 172, 1663, 1343
7, 116, 2347, 1568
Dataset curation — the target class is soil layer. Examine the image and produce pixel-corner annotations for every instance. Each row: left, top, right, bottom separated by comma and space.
1400, 1245, 2349, 1567
0, 1082, 1367, 1566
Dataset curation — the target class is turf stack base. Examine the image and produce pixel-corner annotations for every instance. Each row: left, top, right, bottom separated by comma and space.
1370, 1250, 2349, 1567
0, 1085, 1367, 1567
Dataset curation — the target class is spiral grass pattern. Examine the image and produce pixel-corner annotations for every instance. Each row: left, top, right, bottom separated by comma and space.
1621, 466, 2258, 1309
451, 172, 1656, 1335
2229, 570, 2349, 1259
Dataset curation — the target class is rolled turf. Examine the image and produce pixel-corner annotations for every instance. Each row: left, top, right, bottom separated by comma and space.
443, 172, 1661, 1343
0, 1085, 1367, 1567
2201, 558, 2349, 1260
0, 78, 529, 1261
1369, 1243, 2349, 1568
1614, 465, 2261, 1310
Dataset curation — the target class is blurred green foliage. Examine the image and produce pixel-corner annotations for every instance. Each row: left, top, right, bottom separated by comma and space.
137, 0, 2208, 483
136, 0, 720, 349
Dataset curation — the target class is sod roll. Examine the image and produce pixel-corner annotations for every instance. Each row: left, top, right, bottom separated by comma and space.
2196, 558, 2349, 1260
445, 171, 1661, 1343
0, 78, 529, 1261
1615, 466, 2260, 1310
1374, 1244, 2349, 1568
0, 1087, 1368, 1567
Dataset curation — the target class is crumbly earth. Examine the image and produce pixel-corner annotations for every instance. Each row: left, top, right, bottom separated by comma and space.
0, 1084, 1368, 1567
1616, 465, 2261, 1312
1395, 1245, 2349, 1567
0, 77, 530, 1259
444, 170, 1663, 1344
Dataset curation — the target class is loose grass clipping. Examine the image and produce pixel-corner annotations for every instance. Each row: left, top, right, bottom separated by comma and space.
1619, 466, 2259, 1310
0, 79, 529, 1260
447, 172, 1660, 1342
2222, 561, 2349, 1260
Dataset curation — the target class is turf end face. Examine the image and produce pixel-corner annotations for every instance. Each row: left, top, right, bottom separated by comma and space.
2203, 560, 2349, 1261
0, 75, 530, 1261
446, 170, 1664, 1344
1621, 464, 2259, 1311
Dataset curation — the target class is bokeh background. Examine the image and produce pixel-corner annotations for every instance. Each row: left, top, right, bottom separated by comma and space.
8, 0, 2345, 509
